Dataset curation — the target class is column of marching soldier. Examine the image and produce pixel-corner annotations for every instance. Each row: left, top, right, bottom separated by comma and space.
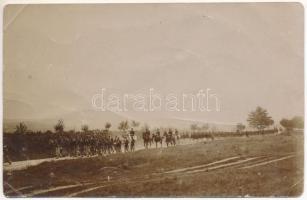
3, 128, 279, 163
48, 128, 179, 158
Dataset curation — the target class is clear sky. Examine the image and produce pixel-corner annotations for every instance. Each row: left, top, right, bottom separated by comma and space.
3, 3, 304, 129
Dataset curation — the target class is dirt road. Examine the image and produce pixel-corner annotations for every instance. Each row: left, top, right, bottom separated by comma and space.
3, 138, 206, 171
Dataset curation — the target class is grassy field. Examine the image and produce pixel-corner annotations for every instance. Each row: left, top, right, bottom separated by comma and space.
3, 133, 303, 197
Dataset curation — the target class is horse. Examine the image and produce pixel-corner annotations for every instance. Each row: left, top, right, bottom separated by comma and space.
174, 129, 180, 144
142, 129, 151, 149
164, 131, 176, 147
130, 138, 135, 152
123, 137, 129, 153
153, 133, 163, 148
149, 135, 154, 147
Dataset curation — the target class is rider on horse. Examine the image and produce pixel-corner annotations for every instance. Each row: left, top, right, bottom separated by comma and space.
129, 128, 136, 151
129, 128, 135, 137
153, 129, 162, 148
143, 128, 151, 149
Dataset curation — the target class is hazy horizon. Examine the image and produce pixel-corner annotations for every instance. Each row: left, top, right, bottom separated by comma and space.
3, 3, 304, 131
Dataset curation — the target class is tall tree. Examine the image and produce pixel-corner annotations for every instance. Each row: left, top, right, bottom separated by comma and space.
131, 120, 140, 129
292, 116, 304, 129
201, 123, 209, 132
190, 124, 198, 132
118, 120, 129, 132
105, 122, 112, 130
81, 124, 89, 133
280, 116, 304, 132
54, 119, 65, 133
280, 119, 294, 132
15, 122, 28, 134
247, 106, 274, 131
236, 123, 246, 132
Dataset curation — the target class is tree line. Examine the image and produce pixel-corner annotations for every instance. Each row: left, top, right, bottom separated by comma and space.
13, 106, 304, 135
189, 106, 303, 133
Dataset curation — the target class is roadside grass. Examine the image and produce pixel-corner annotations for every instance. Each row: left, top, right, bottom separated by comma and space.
80, 156, 303, 197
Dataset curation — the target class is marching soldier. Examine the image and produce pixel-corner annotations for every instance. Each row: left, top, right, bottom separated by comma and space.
3, 145, 12, 165
124, 137, 129, 153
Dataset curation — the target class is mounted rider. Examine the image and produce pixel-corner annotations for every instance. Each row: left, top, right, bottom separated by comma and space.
129, 128, 136, 151
167, 128, 176, 146
124, 137, 129, 152
156, 129, 161, 137
143, 128, 151, 148
129, 128, 135, 140
153, 129, 162, 148
168, 129, 173, 137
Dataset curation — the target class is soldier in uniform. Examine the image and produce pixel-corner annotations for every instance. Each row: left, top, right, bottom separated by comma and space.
85, 135, 91, 157
168, 129, 173, 136
175, 129, 180, 144
114, 136, 119, 153
143, 128, 151, 149
107, 136, 113, 154
124, 137, 129, 153
79, 134, 85, 157
55, 134, 63, 158
130, 136, 135, 152
168, 129, 176, 146
118, 138, 122, 153
129, 128, 135, 141
3, 145, 12, 165
156, 129, 161, 137
154, 129, 162, 148
90, 135, 96, 156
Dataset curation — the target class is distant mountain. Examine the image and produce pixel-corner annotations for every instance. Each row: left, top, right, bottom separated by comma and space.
3, 98, 236, 132
4, 110, 236, 133
4, 99, 39, 119
142, 117, 236, 131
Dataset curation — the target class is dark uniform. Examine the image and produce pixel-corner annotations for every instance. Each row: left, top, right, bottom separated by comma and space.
124, 138, 129, 152
4, 145, 11, 164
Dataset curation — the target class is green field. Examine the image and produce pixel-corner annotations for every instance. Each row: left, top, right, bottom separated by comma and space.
3, 133, 303, 197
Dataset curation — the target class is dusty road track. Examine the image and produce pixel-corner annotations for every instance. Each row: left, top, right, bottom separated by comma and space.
239, 154, 296, 169
165, 156, 240, 174
164, 153, 297, 175
10, 152, 298, 197
27, 182, 95, 197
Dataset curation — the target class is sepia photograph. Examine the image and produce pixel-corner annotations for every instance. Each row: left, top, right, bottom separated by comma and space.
2, 2, 304, 197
